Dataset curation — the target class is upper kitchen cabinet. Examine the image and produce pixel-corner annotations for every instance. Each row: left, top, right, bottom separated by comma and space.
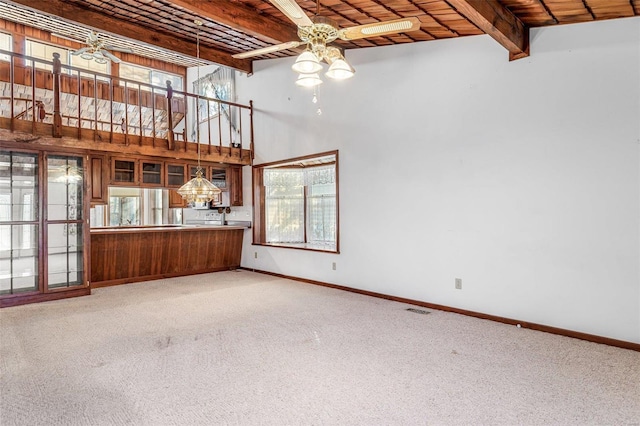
166, 164, 186, 188
228, 166, 243, 206
140, 161, 163, 186
110, 158, 138, 185
89, 155, 107, 204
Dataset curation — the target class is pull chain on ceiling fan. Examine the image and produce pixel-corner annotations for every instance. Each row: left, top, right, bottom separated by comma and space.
232, 0, 421, 87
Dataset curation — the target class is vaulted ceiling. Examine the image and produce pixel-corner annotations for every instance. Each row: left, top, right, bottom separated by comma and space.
3, 0, 639, 73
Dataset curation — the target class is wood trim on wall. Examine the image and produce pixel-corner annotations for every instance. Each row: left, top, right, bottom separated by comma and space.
242, 268, 640, 353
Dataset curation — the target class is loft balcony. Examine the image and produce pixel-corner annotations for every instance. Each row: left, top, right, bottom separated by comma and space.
0, 50, 253, 166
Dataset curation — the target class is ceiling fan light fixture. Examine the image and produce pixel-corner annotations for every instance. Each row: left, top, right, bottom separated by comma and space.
326, 58, 355, 80
292, 50, 322, 74
80, 53, 93, 60
295, 73, 323, 88
94, 57, 108, 64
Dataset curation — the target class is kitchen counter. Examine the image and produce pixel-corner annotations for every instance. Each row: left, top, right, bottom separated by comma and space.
91, 225, 245, 287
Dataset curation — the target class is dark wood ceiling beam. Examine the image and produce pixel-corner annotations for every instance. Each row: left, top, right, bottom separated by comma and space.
446, 0, 529, 60
168, 0, 299, 45
8, 0, 253, 72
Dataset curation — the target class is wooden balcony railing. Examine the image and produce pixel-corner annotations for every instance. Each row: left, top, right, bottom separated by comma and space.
0, 50, 253, 164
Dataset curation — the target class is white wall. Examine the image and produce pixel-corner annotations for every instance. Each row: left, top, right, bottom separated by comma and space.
235, 18, 640, 344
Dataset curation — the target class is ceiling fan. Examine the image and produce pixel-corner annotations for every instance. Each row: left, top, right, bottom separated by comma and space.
70, 31, 133, 64
232, 0, 420, 85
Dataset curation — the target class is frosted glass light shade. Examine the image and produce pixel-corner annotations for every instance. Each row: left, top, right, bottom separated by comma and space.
295, 73, 323, 87
326, 58, 355, 80
177, 168, 222, 203
291, 51, 322, 74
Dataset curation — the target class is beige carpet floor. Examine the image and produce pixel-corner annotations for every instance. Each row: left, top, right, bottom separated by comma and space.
1, 270, 639, 425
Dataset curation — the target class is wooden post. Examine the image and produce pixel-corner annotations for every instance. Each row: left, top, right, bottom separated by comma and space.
249, 100, 254, 162
52, 53, 62, 138
166, 80, 174, 150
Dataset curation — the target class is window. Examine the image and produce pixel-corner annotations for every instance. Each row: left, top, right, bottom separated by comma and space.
253, 151, 338, 252
0, 32, 12, 61
194, 66, 234, 119
25, 40, 109, 75
119, 62, 183, 90
25, 40, 68, 70
107, 187, 171, 227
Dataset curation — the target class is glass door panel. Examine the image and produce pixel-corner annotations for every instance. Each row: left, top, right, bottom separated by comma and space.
47, 223, 84, 288
0, 224, 39, 295
46, 155, 85, 290
0, 152, 39, 296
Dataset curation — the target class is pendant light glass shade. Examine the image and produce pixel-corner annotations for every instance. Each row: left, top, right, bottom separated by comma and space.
177, 168, 222, 203
295, 73, 323, 87
326, 58, 355, 80
292, 51, 322, 74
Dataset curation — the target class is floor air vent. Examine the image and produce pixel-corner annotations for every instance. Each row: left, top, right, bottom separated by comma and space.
406, 308, 431, 315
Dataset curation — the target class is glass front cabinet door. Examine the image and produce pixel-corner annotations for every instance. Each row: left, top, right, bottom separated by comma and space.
1, 151, 89, 305
46, 155, 86, 290
0, 151, 39, 296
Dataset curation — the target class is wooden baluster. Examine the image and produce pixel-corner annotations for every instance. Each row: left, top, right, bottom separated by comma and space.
250, 100, 254, 162
77, 68, 81, 140
52, 52, 62, 138
207, 99, 211, 154
151, 86, 156, 147
228, 104, 233, 157
30, 59, 35, 134
138, 84, 142, 145
166, 80, 174, 150
109, 78, 114, 143
93, 74, 98, 141
9, 55, 14, 132
217, 100, 222, 155
124, 81, 129, 146
238, 106, 243, 155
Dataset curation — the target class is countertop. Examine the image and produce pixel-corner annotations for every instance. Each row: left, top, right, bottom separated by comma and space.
91, 224, 247, 234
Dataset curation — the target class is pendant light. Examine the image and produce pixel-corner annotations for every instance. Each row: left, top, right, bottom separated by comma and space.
177, 19, 222, 204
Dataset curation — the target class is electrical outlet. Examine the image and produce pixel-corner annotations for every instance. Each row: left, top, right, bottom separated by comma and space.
332, 262, 336, 270
455, 278, 462, 290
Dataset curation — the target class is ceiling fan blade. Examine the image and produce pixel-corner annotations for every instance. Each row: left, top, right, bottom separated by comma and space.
104, 45, 134, 53
269, 0, 313, 27
339, 17, 421, 41
232, 41, 302, 59
100, 49, 121, 63
71, 47, 90, 56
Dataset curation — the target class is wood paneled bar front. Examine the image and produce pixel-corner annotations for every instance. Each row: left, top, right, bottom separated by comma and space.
90, 226, 244, 287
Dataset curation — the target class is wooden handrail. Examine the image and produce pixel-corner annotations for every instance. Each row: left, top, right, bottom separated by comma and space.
0, 49, 254, 161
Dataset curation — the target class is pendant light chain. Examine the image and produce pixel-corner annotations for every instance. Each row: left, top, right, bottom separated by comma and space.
195, 19, 202, 170
176, 18, 222, 204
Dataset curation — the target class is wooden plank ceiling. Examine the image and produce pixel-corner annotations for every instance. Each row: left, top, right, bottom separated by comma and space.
2, 0, 638, 72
